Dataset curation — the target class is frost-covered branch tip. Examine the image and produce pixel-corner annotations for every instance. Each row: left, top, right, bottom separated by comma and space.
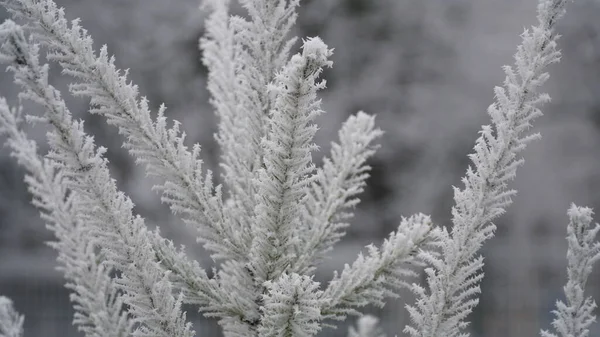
2, 0, 244, 262
404, 1, 571, 337
0, 20, 194, 337
201, 0, 302, 255
322, 213, 438, 321
0, 297, 23, 337
248, 37, 333, 284
541, 204, 600, 337
1, 21, 222, 317
230, 0, 300, 159
1, 24, 130, 337
200, 0, 262, 262
0, 94, 131, 337
294, 111, 384, 275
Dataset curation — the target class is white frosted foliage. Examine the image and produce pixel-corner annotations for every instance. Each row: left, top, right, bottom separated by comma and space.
0, 0, 595, 336
541, 204, 600, 337
0, 94, 131, 337
0, 0, 431, 335
404, 1, 580, 337
295, 111, 383, 274
0, 20, 195, 337
0, 297, 23, 337
322, 213, 438, 321
259, 273, 324, 337
248, 36, 333, 285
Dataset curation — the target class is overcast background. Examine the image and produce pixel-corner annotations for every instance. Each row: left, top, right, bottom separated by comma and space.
1, 0, 600, 336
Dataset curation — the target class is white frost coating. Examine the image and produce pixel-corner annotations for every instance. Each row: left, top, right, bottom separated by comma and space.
297, 37, 332, 68
0, 297, 23, 337
541, 204, 600, 337
231, 0, 300, 165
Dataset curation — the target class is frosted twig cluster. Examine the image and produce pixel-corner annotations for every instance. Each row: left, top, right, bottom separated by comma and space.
0, 0, 434, 336
0, 0, 597, 337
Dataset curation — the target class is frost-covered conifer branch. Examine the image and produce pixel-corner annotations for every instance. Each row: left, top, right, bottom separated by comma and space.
204, 264, 264, 336
248, 37, 332, 285
347, 315, 386, 337
0, 96, 131, 337
1, 0, 586, 336
404, 1, 570, 337
541, 204, 600, 337
201, 0, 303, 256
145, 229, 223, 309
206, 37, 338, 337
0, 296, 23, 337
258, 273, 324, 337
229, 0, 300, 166
321, 214, 438, 321
200, 0, 254, 250
199, 6, 267, 330
1, 0, 245, 262
0, 23, 197, 337
293, 111, 384, 275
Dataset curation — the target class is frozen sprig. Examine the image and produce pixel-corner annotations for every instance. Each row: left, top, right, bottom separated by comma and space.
2, 0, 243, 262
541, 204, 600, 337
248, 37, 333, 285
294, 111, 384, 275
201, 0, 303, 261
0, 297, 23, 337
0, 95, 132, 337
404, 1, 570, 337
322, 214, 438, 321
0, 21, 193, 337
229, 0, 300, 166
200, 0, 255, 253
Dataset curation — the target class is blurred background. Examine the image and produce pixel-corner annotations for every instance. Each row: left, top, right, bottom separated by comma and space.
1, 0, 600, 336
